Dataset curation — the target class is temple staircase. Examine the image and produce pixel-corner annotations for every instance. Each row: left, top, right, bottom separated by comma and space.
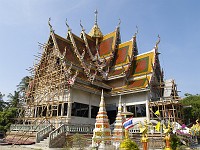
2, 122, 94, 148
3, 118, 53, 145
32, 137, 50, 149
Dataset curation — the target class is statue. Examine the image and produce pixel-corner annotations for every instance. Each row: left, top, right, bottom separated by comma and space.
139, 120, 149, 150
163, 121, 172, 150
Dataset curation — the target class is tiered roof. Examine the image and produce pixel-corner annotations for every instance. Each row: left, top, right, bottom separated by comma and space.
43, 13, 163, 96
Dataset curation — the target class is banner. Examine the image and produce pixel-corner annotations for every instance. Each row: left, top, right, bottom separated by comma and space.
123, 118, 134, 130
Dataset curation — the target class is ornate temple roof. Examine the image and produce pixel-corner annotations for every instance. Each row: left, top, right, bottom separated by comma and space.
88, 10, 103, 39
41, 13, 163, 96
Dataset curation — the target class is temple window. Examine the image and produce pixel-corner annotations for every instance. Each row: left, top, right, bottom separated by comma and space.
42, 106, 47, 116
127, 104, 146, 117
48, 105, 52, 116
63, 103, 68, 116
106, 104, 117, 124
58, 104, 62, 116
52, 105, 57, 116
91, 106, 99, 118
71, 102, 89, 118
36, 106, 42, 117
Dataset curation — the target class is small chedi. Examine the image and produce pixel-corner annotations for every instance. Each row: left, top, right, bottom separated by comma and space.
112, 95, 125, 145
92, 90, 111, 148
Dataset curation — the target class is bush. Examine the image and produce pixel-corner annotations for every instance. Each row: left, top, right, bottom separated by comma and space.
0, 107, 17, 132
120, 138, 139, 150
170, 134, 181, 150
176, 145, 189, 150
65, 133, 88, 150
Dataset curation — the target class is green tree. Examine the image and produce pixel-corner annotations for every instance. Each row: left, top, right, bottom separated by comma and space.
0, 92, 7, 111
180, 94, 200, 124
7, 91, 20, 108
17, 76, 32, 99
0, 107, 17, 131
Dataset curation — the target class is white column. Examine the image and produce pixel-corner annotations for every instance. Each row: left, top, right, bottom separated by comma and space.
67, 89, 72, 121
61, 103, 64, 116
89, 93, 91, 118
34, 106, 37, 117
146, 93, 150, 121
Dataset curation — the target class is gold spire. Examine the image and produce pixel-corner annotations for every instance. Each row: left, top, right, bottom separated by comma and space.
48, 18, 54, 32
155, 34, 160, 49
88, 10, 103, 43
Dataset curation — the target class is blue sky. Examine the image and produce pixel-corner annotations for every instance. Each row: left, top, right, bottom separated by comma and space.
0, 0, 200, 97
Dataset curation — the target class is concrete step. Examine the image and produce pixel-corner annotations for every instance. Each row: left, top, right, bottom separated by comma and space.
36, 137, 49, 147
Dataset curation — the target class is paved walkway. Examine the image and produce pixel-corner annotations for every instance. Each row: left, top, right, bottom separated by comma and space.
1, 144, 200, 150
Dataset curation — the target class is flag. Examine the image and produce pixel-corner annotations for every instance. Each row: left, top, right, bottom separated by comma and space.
155, 121, 161, 132
163, 123, 166, 129
154, 110, 160, 116
123, 118, 134, 130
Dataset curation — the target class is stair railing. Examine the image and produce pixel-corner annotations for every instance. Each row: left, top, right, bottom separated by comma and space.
48, 124, 95, 148
12, 117, 50, 145
36, 124, 53, 143
49, 124, 65, 147
8, 118, 38, 143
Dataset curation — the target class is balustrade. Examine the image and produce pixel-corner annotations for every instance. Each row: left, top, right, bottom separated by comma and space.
49, 124, 94, 147
36, 124, 53, 143
10, 124, 46, 132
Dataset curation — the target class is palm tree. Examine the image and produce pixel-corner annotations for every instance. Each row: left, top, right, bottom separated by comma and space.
0, 92, 6, 111
7, 91, 20, 108
17, 76, 32, 99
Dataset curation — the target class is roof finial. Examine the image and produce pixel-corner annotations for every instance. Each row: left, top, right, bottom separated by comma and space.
48, 18, 53, 32
155, 34, 160, 49
118, 95, 122, 113
134, 26, 139, 37
88, 10, 103, 39
101, 89, 104, 100
65, 18, 71, 31
80, 20, 85, 31
94, 9, 98, 25
117, 18, 121, 28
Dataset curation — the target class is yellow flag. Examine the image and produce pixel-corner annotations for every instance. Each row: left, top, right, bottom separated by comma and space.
155, 122, 161, 132
163, 123, 166, 129
154, 110, 160, 116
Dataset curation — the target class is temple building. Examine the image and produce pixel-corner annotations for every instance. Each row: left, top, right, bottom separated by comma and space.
19, 11, 181, 129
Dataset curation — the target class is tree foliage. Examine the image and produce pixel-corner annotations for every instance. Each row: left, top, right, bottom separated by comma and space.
0, 77, 25, 132
120, 138, 139, 150
0, 107, 17, 131
17, 76, 31, 98
7, 91, 20, 108
0, 92, 17, 131
0, 92, 9, 111
180, 93, 200, 124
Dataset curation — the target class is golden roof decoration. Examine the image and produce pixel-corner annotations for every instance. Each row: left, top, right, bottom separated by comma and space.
88, 10, 103, 39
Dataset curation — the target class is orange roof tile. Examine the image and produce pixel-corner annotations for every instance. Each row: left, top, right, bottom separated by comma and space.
99, 31, 117, 58
130, 50, 155, 77
54, 34, 80, 65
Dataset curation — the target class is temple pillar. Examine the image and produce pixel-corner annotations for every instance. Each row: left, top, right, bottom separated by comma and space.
66, 90, 72, 123
34, 106, 37, 118
146, 96, 150, 121
89, 93, 91, 118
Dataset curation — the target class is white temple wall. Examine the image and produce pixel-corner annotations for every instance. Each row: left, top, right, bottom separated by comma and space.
105, 92, 148, 106
70, 116, 96, 125
105, 91, 150, 123
69, 88, 100, 125
71, 88, 100, 106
